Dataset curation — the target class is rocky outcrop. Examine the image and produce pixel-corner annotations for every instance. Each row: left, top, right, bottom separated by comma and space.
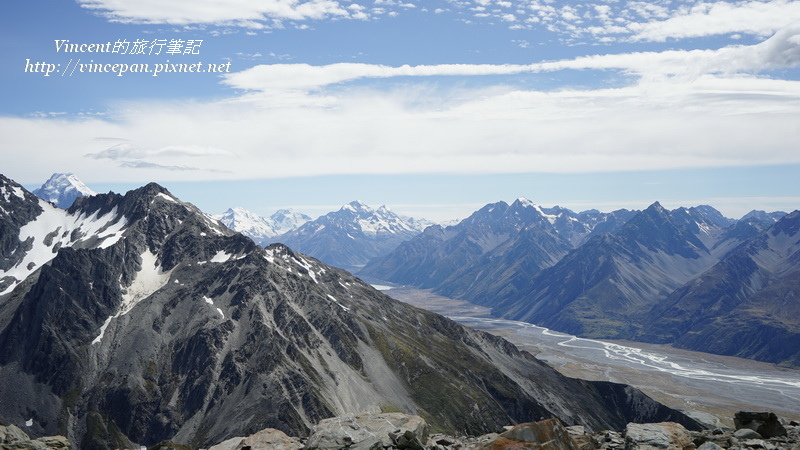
733, 412, 787, 439
0, 423, 69, 449
482, 418, 581, 450
207, 428, 302, 450
623, 423, 692, 450
206, 412, 800, 450
303, 413, 428, 449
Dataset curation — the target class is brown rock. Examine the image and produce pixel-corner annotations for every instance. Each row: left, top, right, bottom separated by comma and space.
234, 428, 302, 450
482, 418, 581, 450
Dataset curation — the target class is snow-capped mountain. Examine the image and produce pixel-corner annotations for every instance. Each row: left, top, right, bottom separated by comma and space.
0, 173, 694, 447
31, 172, 97, 209
214, 207, 311, 245
398, 214, 439, 232
271, 201, 424, 271
270, 208, 313, 235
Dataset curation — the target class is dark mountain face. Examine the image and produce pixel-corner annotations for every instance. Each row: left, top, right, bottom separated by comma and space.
490, 202, 739, 339
0, 177, 695, 448
639, 211, 800, 366
362, 196, 799, 366
271, 201, 420, 272
359, 199, 633, 298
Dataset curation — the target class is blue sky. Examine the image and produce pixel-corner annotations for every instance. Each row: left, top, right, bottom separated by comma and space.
2, 0, 799, 221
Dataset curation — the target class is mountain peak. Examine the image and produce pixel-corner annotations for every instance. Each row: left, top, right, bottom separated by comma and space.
515, 197, 535, 206
646, 201, 667, 212
32, 172, 97, 209
342, 200, 372, 212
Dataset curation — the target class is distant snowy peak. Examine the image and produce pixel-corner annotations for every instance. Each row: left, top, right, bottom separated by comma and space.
332, 200, 417, 236
399, 215, 439, 232
215, 207, 311, 245
270, 209, 312, 235
341, 200, 372, 213
32, 173, 97, 209
216, 207, 275, 236
742, 209, 787, 223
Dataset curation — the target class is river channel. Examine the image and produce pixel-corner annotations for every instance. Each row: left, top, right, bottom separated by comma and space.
377, 285, 800, 427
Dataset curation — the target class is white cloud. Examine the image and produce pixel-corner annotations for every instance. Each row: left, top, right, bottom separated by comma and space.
630, 1, 800, 42
78, 0, 362, 24
223, 24, 800, 95
3, 26, 800, 185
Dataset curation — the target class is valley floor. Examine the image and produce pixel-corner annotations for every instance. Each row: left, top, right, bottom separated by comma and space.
377, 285, 800, 428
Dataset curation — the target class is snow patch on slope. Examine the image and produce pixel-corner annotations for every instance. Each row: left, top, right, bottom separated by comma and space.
92, 250, 171, 345
1, 202, 128, 295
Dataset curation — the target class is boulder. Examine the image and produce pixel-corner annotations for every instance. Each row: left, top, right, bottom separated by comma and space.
208, 428, 302, 450
481, 418, 581, 450
735, 412, 787, 439
0, 425, 70, 449
696, 442, 724, 450
208, 436, 246, 450
303, 413, 428, 450
624, 423, 693, 450
31, 436, 70, 449
734, 429, 763, 440
236, 428, 302, 450
0, 425, 30, 444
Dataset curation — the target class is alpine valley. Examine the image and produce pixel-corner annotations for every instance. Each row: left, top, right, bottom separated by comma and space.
0, 174, 700, 448
362, 199, 800, 367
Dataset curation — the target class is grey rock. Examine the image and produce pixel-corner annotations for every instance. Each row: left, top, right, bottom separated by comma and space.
0, 425, 70, 450
697, 442, 725, 450
207, 435, 246, 450
304, 413, 428, 450
0, 425, 30, 444
624, 422, 692, 450
568, 426, 587, 436
734, 430, 763, 440
236, 428, 302, 450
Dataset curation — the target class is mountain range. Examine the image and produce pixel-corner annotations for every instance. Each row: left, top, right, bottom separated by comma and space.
269, 200, 429, 272
213, 207, 312, 246
0, 174, 697, 448
19, 173, 800, 367
362, 199, 799, 367
359, 198, 637, 303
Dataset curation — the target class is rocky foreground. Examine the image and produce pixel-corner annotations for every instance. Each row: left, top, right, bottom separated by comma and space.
201, 411, 799, 450
1, 410, 798, 449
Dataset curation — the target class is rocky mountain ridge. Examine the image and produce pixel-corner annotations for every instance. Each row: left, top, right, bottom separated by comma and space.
359, 198, 637, 300
0, 174, 696, 449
